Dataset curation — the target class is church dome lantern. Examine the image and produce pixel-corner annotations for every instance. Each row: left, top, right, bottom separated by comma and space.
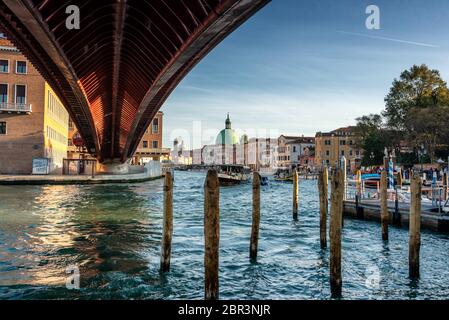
215, 114, 240, 145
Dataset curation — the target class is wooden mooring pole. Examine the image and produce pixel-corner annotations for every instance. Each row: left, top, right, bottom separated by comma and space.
160, 172, 174, 272
318, 169, 328, 249
330, 168, 343, 296
250, 172, 261, 262
204, 170, 220, 300
444, 172, 448, 201
409, 172, 421, 279
355, 170, 363, 219
381, 170, 389, 241
293, 169, 299, 220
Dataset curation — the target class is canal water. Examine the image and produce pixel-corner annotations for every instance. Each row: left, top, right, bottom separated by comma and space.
1, 171, 449, 300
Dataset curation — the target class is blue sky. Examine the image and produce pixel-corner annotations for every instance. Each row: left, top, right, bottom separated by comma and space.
161, 0, 449, 149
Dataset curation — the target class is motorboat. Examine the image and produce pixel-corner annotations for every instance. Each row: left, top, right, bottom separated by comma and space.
216, 165, 251, 186
274, 169, 293, 182
361, 173, 381, 189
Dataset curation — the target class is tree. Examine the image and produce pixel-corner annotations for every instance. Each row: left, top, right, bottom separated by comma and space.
384, 64, 449, 131
354, 114, 393, 166
383, 64, 449, 163
354, 114, 383, 140
404, 106, 449, 163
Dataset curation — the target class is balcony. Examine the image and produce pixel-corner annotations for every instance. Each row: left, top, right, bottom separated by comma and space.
135, 147, 170, 156
0, 102, 32, 114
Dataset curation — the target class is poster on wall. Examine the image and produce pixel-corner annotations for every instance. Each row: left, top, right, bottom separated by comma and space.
32, 158, 50, 175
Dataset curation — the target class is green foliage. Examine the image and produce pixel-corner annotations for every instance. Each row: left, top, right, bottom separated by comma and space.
359, 132, 388, 166
356, 64, 449, 165
355, 114, 400, 166
404, 105, 449, 162
354, 114, 383, 139
384, 64, 449, 131
396, 152, 417, 167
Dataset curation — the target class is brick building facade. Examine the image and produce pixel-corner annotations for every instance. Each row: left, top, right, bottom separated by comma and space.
0, 36, 68, 174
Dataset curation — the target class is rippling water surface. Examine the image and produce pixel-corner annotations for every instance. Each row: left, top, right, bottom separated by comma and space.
1, 171, 449, 300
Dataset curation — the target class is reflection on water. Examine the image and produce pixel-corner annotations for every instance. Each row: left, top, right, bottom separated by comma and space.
1, 172, 449, 300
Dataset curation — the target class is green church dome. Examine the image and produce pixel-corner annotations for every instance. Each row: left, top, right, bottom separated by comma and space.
215, 114, 240, 145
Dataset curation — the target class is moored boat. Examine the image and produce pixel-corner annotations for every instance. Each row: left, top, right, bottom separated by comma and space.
274, 169, 293, 182
362, 173, 381, 189
216, 165, 251, 186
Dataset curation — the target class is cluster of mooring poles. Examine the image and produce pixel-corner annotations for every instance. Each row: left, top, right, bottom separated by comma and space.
159, 164, 422, 300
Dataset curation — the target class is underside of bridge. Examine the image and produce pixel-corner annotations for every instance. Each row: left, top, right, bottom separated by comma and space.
0, 0, 269, 167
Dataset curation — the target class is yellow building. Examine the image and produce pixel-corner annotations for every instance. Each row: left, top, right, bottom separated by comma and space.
0, 36, 68, 174
43, 83, 69, 173
315, 126, 362, 172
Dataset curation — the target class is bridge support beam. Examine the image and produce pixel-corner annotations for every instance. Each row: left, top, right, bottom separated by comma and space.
96, 162, 130, 175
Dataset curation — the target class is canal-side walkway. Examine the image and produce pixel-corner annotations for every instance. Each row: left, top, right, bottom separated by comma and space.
0, 162, 164, 185
344, 199, 449, 232
0, 172, 163, 185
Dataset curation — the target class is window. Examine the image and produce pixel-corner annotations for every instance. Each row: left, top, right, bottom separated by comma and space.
326, 150, 330, 156
152, 118, 159, 133
0, 60, 8, 73
293, 146, 297, 153
341, 150, 345, 156
340, 140, 346, 146
142, 141, 148, 148
0, 122, 6, 134
68, 139, 73, 146
16, 61, 27, 74
15, 85, 26, 104
0, 84, 7, 103
152, 141, 158, 149
350, 150, 353, 156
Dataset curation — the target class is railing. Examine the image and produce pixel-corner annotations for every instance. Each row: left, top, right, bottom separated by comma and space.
161, 163, 174, 176
135, 147, 170, 154
345, 179, 449, 213
0, 102, 32, 113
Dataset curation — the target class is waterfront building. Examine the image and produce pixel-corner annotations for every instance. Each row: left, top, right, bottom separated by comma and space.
286, 137, 315, 168
315, 126, 363, 172
247, 137, 278, 171
183, 115, 282, 170
190, 114, 243, 166
299, 148, 316, 171
0, 36, 68, 174
68, 112, 169, 166
131, 112, 170, 164
192, 147, 204, 165
214, 113, 241, 165
172, 138, 193, 165
276, 135, 315, 169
